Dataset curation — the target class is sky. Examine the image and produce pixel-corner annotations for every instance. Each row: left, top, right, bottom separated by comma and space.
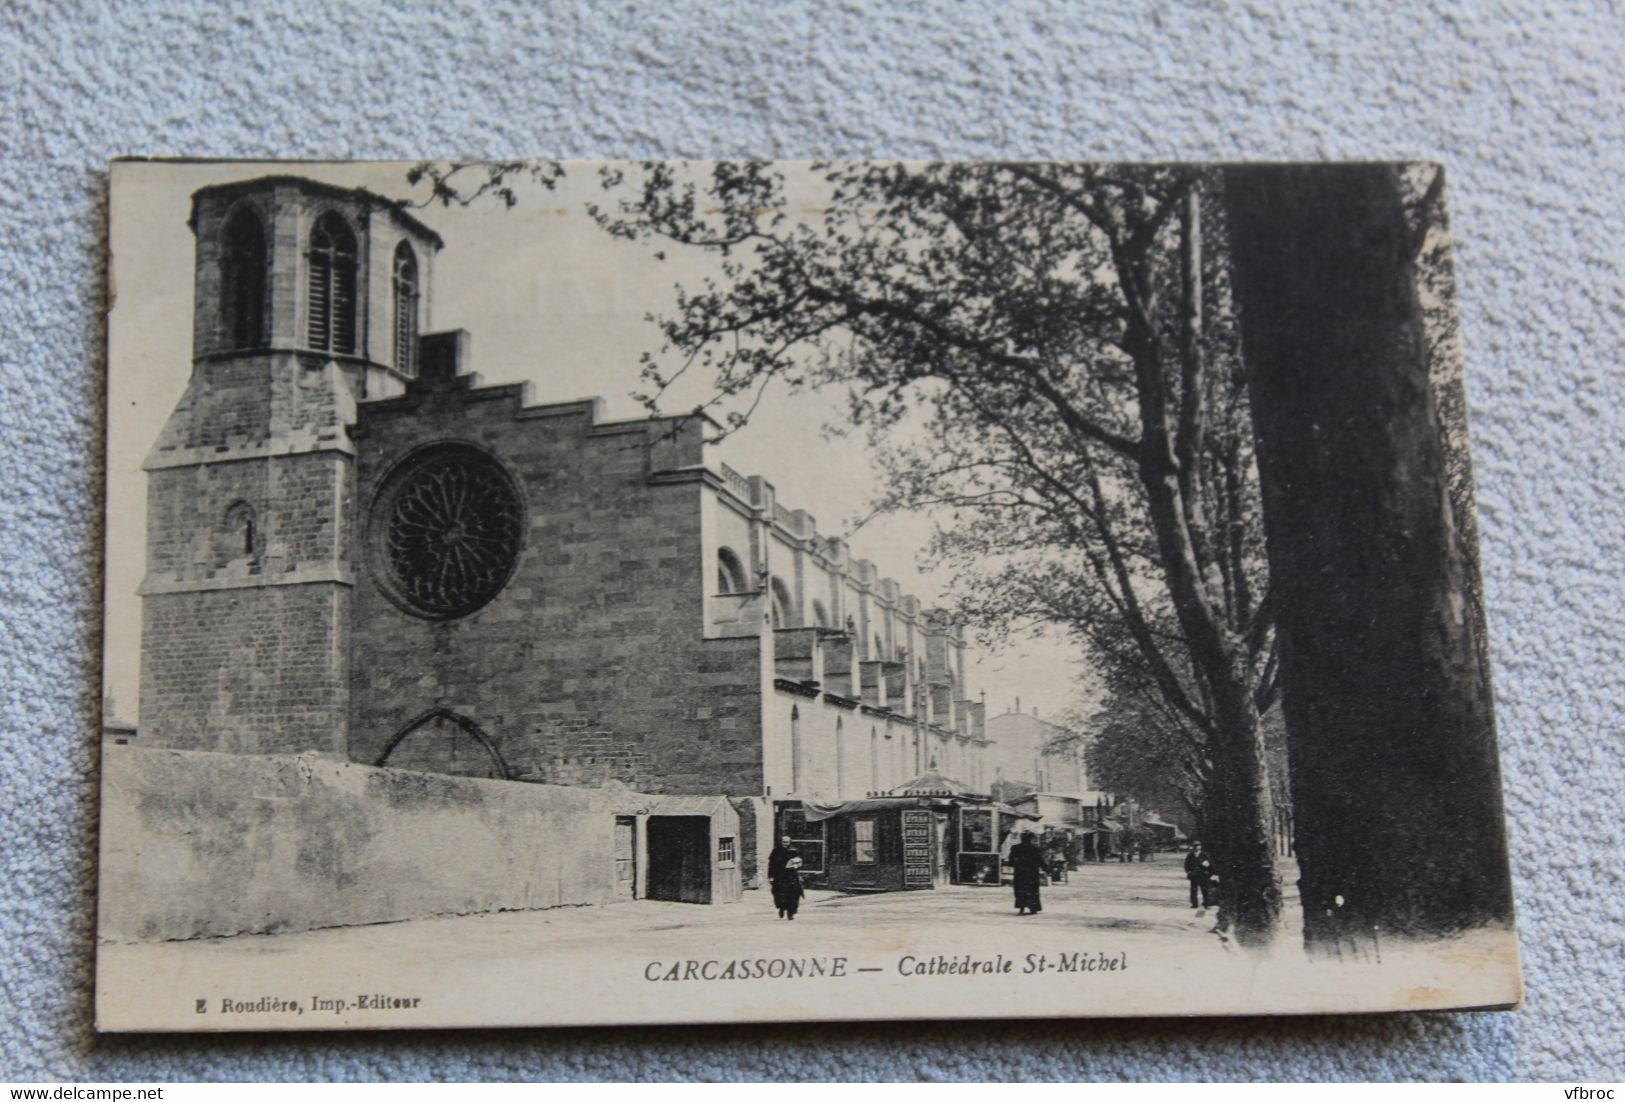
102, 160, 1095, 726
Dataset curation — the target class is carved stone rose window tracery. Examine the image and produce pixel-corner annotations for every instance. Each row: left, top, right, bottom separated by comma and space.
369, 444, 523, 619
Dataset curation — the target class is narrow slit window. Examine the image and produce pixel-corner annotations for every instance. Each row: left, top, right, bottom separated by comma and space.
219, 501, 257, 566
392, 241, 419, 375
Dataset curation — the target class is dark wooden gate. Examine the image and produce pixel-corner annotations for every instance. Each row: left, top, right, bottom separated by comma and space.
644, 815, 711, 904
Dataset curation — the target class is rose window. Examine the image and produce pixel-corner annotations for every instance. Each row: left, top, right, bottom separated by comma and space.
370, 444, 523, 619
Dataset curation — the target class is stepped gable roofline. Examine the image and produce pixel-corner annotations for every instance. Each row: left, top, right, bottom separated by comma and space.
189, 175, 445, 249
355, 369, 724, 437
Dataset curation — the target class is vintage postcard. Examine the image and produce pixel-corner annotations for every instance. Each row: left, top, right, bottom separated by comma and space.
96, 159, 1520, 1031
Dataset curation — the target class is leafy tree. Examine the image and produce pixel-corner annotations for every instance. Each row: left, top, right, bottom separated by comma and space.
592, 162, 1285, 943
1082, 665, 1293, 848
403, 160, 565, 209
1082, 679, 1212, 837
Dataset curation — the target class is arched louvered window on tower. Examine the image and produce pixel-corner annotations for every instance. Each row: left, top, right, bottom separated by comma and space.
392, 241, 419, 376
220, 209, 267, 349
308, 213, 357, 355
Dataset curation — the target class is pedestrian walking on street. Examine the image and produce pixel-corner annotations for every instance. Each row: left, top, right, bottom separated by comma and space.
1185, 840, 1215, 911
1045, 843, 1068, 885
1010, 831, 1044, 915
768, 834, 805, 920
778, 856, 805, 919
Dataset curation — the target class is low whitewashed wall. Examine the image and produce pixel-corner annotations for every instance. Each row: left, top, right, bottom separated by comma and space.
99, 744, 615, 942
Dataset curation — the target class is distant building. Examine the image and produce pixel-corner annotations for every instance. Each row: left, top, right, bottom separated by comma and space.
984, 704, 1092, 799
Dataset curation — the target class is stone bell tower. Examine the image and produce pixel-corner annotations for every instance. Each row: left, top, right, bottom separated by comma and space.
138, 175, 442, 755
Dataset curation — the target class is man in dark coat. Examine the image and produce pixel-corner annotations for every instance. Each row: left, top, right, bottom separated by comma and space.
1009, 831, 1044, 915
768, 834, 804, 919
1185, 840, 1215, 910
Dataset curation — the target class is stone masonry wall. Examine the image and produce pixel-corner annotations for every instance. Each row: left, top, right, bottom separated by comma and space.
139, 444, 353, 755
144, 449, 351, 583
349, 372, 767, 797
139, 585, 349, 755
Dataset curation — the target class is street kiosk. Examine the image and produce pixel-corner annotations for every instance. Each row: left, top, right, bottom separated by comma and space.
786, 772, 1038, 893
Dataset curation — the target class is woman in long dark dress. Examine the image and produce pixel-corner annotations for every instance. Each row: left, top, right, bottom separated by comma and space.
1009, 831, 1044, 915
767, 835, 806, 919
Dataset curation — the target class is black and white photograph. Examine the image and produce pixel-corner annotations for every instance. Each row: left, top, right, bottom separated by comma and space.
95, 159, 1522, 1031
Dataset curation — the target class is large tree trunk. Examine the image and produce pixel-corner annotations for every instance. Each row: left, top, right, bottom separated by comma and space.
1116, 188, 1283, 947
1134, 431, 1281, 948
1223, 165, 1514, 952
1207, 667, 1283, 944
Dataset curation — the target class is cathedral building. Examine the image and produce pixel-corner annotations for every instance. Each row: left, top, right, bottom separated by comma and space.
137, 174, 991, 892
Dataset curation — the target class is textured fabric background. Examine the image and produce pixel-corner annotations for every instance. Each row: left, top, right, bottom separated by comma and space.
1, 0, 1620, 1083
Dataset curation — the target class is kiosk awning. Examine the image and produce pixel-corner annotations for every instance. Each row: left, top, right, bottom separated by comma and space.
800, 796, 949, 822
800, 796, 1041, 823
